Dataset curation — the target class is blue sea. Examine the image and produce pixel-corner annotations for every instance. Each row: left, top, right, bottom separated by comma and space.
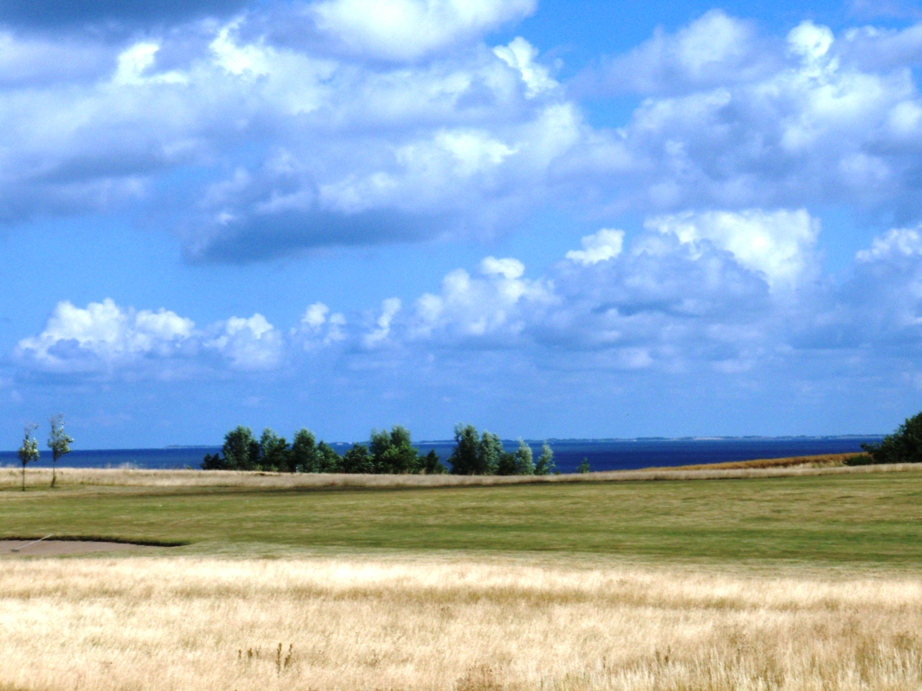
0, 436, 882, 474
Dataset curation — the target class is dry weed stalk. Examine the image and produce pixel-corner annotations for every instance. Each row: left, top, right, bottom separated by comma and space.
1, 556, 921, 690
0, 458, 917, 491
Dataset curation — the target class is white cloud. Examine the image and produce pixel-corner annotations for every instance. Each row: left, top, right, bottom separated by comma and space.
856, 226, 922, 261
364, 297, 402, 347
14, 212, 922, 393
207, 313, 283, 369
113, 42, 188, 86
14, 298, 355, 376
493, 37, 556, 97
644, 209, 820, 290
546, 227, 775, 363
589, 11, 774, 95
4, 9, 922, 267
565, 228, 624, 265
787, 21, 835, 63
480, 256, 525, 279
412, 256, 554, 340
302, 302, 330, 329
295, 301, 347, 346
311, 0, 536, 61
804, 224, 922, 348
15, 299, 195, 372
564, 15, 922, 228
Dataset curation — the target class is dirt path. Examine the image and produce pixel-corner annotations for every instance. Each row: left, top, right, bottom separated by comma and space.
0, 539, 163, 556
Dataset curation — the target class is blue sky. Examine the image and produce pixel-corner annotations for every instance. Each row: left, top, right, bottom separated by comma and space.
3, 0, 922, 448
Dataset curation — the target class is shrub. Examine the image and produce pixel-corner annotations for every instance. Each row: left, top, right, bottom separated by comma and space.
260, 428, 292, 472
448, 424, 481, 475
421, 450, 446, 474
862, 412, 922, 464
535, 443, 555, 476
317, 441, 342, 473
223, 426, 261, 471
202, 453, 227, 470
341, 443, 374, 474
370, 426, 420, 474
514, 440, 535, 475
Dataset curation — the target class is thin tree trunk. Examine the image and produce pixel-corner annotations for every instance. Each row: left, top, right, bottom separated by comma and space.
21, 464, 25, 492
51, 457, 56, 489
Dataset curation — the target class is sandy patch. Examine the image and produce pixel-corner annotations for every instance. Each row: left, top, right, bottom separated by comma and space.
0, 539, 164, 557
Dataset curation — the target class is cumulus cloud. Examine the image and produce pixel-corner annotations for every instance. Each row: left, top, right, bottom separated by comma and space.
546, 227, 775, 370
311, 0, 536, 61
364, 298, 402, 347
0, 1, 570, 260
563, 14, 922, 227
584, 11, 776, 96
856, 226, 922, 262
493, 36, 556, 97
644, 209, 820, 290
785, 224, 922, 352
5, 8, 922, 267
15, 299, 195, 372
206, 313, 284, 369
13, 299, 339, 375
295, 302, 347, 347
565, 228, 624, 265
410, 256, 555, 342
14, 209, 922, 391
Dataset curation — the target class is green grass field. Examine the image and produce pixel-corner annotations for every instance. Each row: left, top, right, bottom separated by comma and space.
2, 468, 922, 566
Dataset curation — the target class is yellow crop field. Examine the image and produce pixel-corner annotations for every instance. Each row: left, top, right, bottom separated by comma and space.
2, 555, 922, 690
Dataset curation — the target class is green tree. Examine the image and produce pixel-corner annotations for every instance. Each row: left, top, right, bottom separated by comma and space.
514, 439, 535, 475
449, 424, 481, 475
201, 452, 227, 470
222, 426, 260, 471
47, 413, 73, 489
317, 441, 342, 473
449, 425, 510, 475
477, 431, 503, 475
341, 443, 374, 474
535, 442, 556, 475
421, 450, 446, 474
259, 428, 291, 472
863, 412, 922, 464
17, 423, 39, 492
577, 458, 591, 474
370, 426, 420, 474
291, 428, 320, 473
496, 449, 518, 475
369, 428, 391, 473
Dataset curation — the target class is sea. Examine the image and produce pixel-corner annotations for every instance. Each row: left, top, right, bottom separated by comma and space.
0, 436, 882, 474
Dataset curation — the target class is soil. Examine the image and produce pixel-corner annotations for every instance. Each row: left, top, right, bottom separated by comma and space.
0, 539, 164, 557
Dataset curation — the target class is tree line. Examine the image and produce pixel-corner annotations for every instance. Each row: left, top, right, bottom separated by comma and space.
202, 423, 557, 476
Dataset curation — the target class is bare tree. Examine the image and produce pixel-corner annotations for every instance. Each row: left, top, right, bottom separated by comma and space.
17, 423, 39, 492
47, 414, 73, 489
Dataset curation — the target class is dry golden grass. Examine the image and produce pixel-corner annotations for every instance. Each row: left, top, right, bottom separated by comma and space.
2, 459, 918, 491
2, 555, 922, 690
662, 452, 857, 470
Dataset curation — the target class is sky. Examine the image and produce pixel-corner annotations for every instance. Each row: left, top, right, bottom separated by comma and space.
3, 0, 922, 448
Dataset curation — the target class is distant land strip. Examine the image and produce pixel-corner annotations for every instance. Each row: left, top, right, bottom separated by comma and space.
4, 455, 921, 490
652, 452, 857, 471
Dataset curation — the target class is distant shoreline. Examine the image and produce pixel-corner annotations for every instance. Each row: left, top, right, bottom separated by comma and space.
0, 436, 884, 475
4, 434, 887, 454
